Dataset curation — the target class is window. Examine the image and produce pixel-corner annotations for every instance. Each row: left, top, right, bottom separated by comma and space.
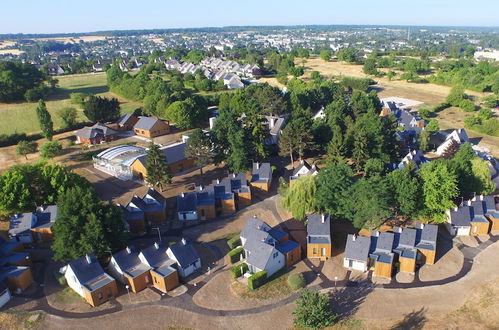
321, 248, 326, 256
473, 226, 478, 233
273, 252, 278, 259
312, 248, 317, 255
98, 292, 103, 299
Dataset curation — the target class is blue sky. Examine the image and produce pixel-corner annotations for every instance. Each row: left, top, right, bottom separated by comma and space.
1, 0, 498, 34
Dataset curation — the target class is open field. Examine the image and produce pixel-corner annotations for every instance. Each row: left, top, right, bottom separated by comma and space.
0, 49, 24, 55
30, 36, 108, 43
0, 73, 142, 135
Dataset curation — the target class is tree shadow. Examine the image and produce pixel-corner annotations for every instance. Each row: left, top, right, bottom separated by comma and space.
328, 275, 374, 319
47, 85, 110, 101
368, 86, 385, 93
390, 308, 427, 330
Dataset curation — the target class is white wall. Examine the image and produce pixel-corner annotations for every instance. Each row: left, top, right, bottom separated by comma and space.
262, 250, 284, 277
107, 258, 125, 283
64, 266, 85, 298
0, 288, 11, 309
343, 258, 367, 272
178, 211, 198, 221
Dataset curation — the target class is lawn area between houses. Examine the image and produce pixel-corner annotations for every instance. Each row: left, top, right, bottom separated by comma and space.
230, 270, 295, 300
0, 312, 44, 330
0, 73, 142, 135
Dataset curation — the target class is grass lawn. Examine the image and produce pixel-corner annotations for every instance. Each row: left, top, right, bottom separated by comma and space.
0, 312, 44, 330
231, 271, 293, 300
0, 73, 143, 135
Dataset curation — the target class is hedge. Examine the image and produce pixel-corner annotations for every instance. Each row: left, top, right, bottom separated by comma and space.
228, 247, 244, 264
227, 236, 241, 249
248, 270, 267, 290
230, 263, 249, 279
287, 273, 306, 290
53, 270, 67, 287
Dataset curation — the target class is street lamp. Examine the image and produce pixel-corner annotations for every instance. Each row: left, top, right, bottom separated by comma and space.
125, 284, 132, 303
153, 227, 162, 242
334, 276, 338, 289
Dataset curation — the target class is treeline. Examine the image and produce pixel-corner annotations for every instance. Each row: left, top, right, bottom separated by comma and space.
281, 142, 494, 228
0, 61, 52, 102
430, 59, 499, 92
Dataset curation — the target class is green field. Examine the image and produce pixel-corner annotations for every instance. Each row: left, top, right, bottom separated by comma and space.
0, 73, 143, 135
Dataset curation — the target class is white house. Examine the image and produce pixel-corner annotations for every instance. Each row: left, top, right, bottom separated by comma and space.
343, 234, 371, 272
436, 129, 469, 156
0, 285, 11, 309
166, 239, 201, 277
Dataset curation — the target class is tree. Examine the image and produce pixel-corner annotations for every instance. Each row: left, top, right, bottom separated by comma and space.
364, 158, 386, 177
337, 48, 358, 63
420, 160, 458, 222
16, 140, 38, 160
57, 107, 78, 128
363, 58, 379, 76
40, 141, 62, 159
280, 175, 317, 220
315, 163, 353, 217
35, 99, 54, 140
145, 142, 171, 191
319, 50, 331, 62
418, 129, 431, 152
464, 45, 476, 59
226, 128, 251, 173
470, 158, 496, 195
293, 289, 337, 329
345, 176, 394, 229
52, 187, 127, 261
164, 98, 205, 129
459, 99, 475, 112
388, 169, 423, 217
446, 86, 466, 107
83, 95, 120, 122
184, 129, 213, 175
386, 71, 396, 81
0, 61, 47, 102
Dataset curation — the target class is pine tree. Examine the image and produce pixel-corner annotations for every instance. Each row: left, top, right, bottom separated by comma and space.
185, 129, 213, 175
145, 142, 171, 191
35, 99, 54, 140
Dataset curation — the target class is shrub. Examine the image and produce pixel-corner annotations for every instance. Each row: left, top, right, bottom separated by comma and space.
459, 99, 476, 112
40, 141, 62, 158
287, 273, 306, 290
230, 263, 249, 279
248, 270, 267, 290
227, 236, 241, 249
16, 140, 38, 159
228, 247, 244, 264
477, 108, 493, 120
53, 270, 67, 287
0, 132, 28, 147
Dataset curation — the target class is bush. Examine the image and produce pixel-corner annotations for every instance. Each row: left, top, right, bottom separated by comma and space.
459, 99, 476, 112
40, 141, 62, 158
228, 247, 244, 264
227, 236, 241, 249
53, 270, 67, 287
230, 263, 249, 279
248, 270, 267, 290
0, 132, 28, 147
24, 85, 49, 102
16, 140, 38, 159
287, 273, 306, 290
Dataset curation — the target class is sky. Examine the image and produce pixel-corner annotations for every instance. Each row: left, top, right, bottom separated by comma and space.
1, 0, 498, 34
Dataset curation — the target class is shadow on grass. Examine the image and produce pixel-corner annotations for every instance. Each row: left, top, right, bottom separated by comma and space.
390, 307, 427, 330
48, 86, 110, 101
328, 275, 374, 319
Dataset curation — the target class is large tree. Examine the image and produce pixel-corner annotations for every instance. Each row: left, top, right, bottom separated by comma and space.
280, 175, 317, 220
388, 168, 423, 217
278, 109, 316, 164
145, 142, 172, 191
164, 98, 205, 129
52, 187, 127, 261
293, 289, 337, 329
420, 160, 458, 222
57, 107, 78, 128
83, 95, 120, 122
35, 99, 54, 140
184, 129, 213, 175
0, 61, 46, 102
16, 140, 38, 160
315, 163, 354, 217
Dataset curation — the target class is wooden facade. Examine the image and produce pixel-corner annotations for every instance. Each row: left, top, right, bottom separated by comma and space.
238, 191, 252, 206
221, 199, 236, 214
134, 120, 170, 138
250, 182, 270, 193
487, 215, 499, 231
399, 256, 416, 273
417, 248, 436, 265
31, 227, 53, 242
374, 262, 393, 279
77, 134, 116, 146
307, 243, 332, 261
83, 280, 118, 307
196, 205, 216, 220
5, 268, 33, 292
150, 270, 179, 293
284, 247, 301, 267
124, 271, 150, 293
144, 210, 166, 225
470, 220, 490, 236
131, 158, 195, 180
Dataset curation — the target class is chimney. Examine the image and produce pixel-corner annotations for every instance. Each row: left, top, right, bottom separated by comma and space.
181, 193, 185, 198
181, 238, 187, 245
216, 179, 220, 184
126, 246, 131, 254
352, 235, 356, 241
454, 207, 459, 212
321, 214, 325, 223
256, 162, 260, 170
199, 185, 203, 191
154, 242, 159, 250
85, 254, 92, 264
233, 173, 236, 178
117, 203, 121, 207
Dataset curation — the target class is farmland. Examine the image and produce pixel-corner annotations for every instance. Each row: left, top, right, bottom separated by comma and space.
0, 73, 142, 135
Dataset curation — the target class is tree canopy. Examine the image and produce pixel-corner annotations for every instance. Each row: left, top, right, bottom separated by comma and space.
83, 95, 120, 122
0, 61, 47, 102
145, 142, 172, 191
293, 289, 337, 329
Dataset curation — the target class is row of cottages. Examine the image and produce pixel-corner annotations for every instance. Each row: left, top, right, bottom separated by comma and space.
177, 173, 252, 221
117, 188, 167, 234
343, 223, 438, 279
199, 57, 261, 78
66, 240, 201, 306
0, 238, 34, 308
446, 195, 499, 236
9, 205, 58, 243
380, 101, 425, 148
397, 149, 429, 170
75, 122, 118, 145
240, 216, 301, 277
435, 129, 469, 156
290, 160, 319, 186
306, 214, 332, 261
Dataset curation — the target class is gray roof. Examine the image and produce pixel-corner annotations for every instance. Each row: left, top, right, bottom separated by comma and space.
397, 228, 417, 249
415, 223, 438, 251
241, 216, 271, 243
116, 113, 134, 125
344, 234, 371, 262
67, 254, 114, 292
134, 117, 162, 130
140, 243, 170, 268
0, 238, 23, 255
136, 142, 188, 167
292, 160, 312, 177
76, 123, 117, 139
251, 162, 272, 184
9, 213, 35, 236
448, 206, 472, 226
141, 188, 166, 212
374, 232, 394, 253
177, 192, 198, 213
168, 241, 200, 268
307, 214, 331, 244
245, 239, 275, 270
112, 246, 150, 278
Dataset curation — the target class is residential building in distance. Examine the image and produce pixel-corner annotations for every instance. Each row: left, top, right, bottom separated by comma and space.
264, 115, 287, 145
241, 216, 300, 277
290, 160, 319, 186
9, 205, 58, 243
0, 238, 33, 294
398, 149, 428, 170
445, 195, 497, 236
114, 113, 139, 131
75, 123, 118, 145
133, 117, 170, 138
138, 243, 180, 292
108, 246, 151, 293
250, 162, 272, 193
436, 129, 469, 156
64, 254, 118, 307
306, 214, 332, 260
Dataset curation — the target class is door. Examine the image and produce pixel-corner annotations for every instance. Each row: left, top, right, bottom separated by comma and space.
321, 248, 326, 257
